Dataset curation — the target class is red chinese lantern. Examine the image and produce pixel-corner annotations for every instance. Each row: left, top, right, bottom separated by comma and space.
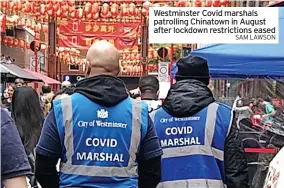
110, 3, 119, 17
76, 8, 84, 19
8, 1, 15, 11
3, 37, 8, 45
220, 0, 229, 6
42, 0, 49, 5
53, 2, 60, 12
177, 0, 188, 7
35, 23, 42, 32
195, 0, 202, 7
129, 3, 137, 16
84, 2, 92, 15
47, 3, 54, 16
35, 33, 40, 40
51, 0, 58, 5
93, 13, 99, 20
40, 4, 45, 16
42, 25, 48, 32
1, 1, 7, 9
19, 40, 25, 48
67, 0, 75, 7
26, 42, 30, 49
14, 0, 21, 12
59, 0, 66, 7
121, 3, 129, 17
70, 11, 76, 19
7, 38, 13, 46
101, 3, 109, 17
56, 9, 62, 17
213, 0, 221, 7
206, 0, 213, 7
92, 3, 100, 14
143, 1, 151, 10
86, 13, 93, 20
13, 39, 19, 46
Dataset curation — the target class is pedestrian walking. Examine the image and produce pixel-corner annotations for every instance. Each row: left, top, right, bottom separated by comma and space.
35, 41, 163, 188
151, 55, 249, 188
1, 108, 32, 188
11, 86, 44, 187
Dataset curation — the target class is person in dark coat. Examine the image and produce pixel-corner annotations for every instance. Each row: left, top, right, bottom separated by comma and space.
1, 108, 32, 187
152, 55, 249, 188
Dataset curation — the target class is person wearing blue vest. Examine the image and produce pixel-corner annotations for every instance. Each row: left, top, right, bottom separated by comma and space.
35, 41, 163, 188
151, 55, 249, 188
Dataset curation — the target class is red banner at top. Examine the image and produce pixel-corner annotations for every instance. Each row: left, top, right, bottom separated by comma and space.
58, 21, 140, 50
59, 20, 140, 37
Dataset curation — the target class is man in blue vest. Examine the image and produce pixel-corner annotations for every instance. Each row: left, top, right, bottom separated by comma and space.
151, 55, 248, 188
35, 41, 163, 188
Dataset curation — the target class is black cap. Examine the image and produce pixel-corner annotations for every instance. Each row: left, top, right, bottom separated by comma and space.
175, 55, 209, 85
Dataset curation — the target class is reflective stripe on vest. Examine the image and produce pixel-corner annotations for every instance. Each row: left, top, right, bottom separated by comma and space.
59, 96, 141, 177
160, 103, 224, 161
157, 179, 226, 188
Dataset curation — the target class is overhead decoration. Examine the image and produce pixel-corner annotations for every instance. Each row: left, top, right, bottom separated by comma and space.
59, 21, 140, 50
119, 48, 143, 76
0, 0, 229, 23
0, 35, 47, 51
56, 47, 85, 65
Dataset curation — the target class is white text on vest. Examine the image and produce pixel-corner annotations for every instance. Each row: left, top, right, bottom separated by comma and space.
76, 152, 124, 162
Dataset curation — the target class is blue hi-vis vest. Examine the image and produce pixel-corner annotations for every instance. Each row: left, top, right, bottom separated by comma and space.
53, 93, 148, 188
151, 102, 232, 188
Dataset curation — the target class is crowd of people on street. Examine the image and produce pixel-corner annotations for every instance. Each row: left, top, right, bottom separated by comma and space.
3, 40, 275, 188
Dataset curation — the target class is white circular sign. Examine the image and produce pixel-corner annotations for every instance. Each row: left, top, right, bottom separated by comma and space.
160, 67, 167, 74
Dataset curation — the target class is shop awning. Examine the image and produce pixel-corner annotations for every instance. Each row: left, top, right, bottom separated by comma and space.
24, 69, 61, 85
0, 64, 10, 74
1, 63, 42, 82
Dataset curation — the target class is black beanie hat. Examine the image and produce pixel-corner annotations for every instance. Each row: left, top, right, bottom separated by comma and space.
175, 55, 210, 85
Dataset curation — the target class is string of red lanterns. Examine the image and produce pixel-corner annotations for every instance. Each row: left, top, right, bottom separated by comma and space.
0, 0, 230, 22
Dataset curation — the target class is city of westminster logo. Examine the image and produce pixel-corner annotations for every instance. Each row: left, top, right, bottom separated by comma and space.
97, 109, 108, 119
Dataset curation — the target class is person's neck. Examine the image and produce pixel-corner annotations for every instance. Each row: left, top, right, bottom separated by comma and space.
141, 93, 158, 101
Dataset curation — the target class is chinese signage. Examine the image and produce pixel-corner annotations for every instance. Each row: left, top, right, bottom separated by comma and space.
263, 147, 284, 188
59, 21, 140, 50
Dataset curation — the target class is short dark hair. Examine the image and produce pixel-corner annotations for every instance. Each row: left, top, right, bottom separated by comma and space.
15, 78, 24, 84
42, 84, 51, 94
138, 76, 159, 93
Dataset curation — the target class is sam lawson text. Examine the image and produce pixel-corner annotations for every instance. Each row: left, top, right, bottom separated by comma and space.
235, 34, 276, 41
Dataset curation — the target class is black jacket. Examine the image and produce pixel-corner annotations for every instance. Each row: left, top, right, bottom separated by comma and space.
162, 79, 249, 188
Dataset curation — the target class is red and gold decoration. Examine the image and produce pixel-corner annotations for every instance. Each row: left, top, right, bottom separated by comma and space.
59, 21, 140, 50
119, 48, 143, 76
56, 47, 86, 65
